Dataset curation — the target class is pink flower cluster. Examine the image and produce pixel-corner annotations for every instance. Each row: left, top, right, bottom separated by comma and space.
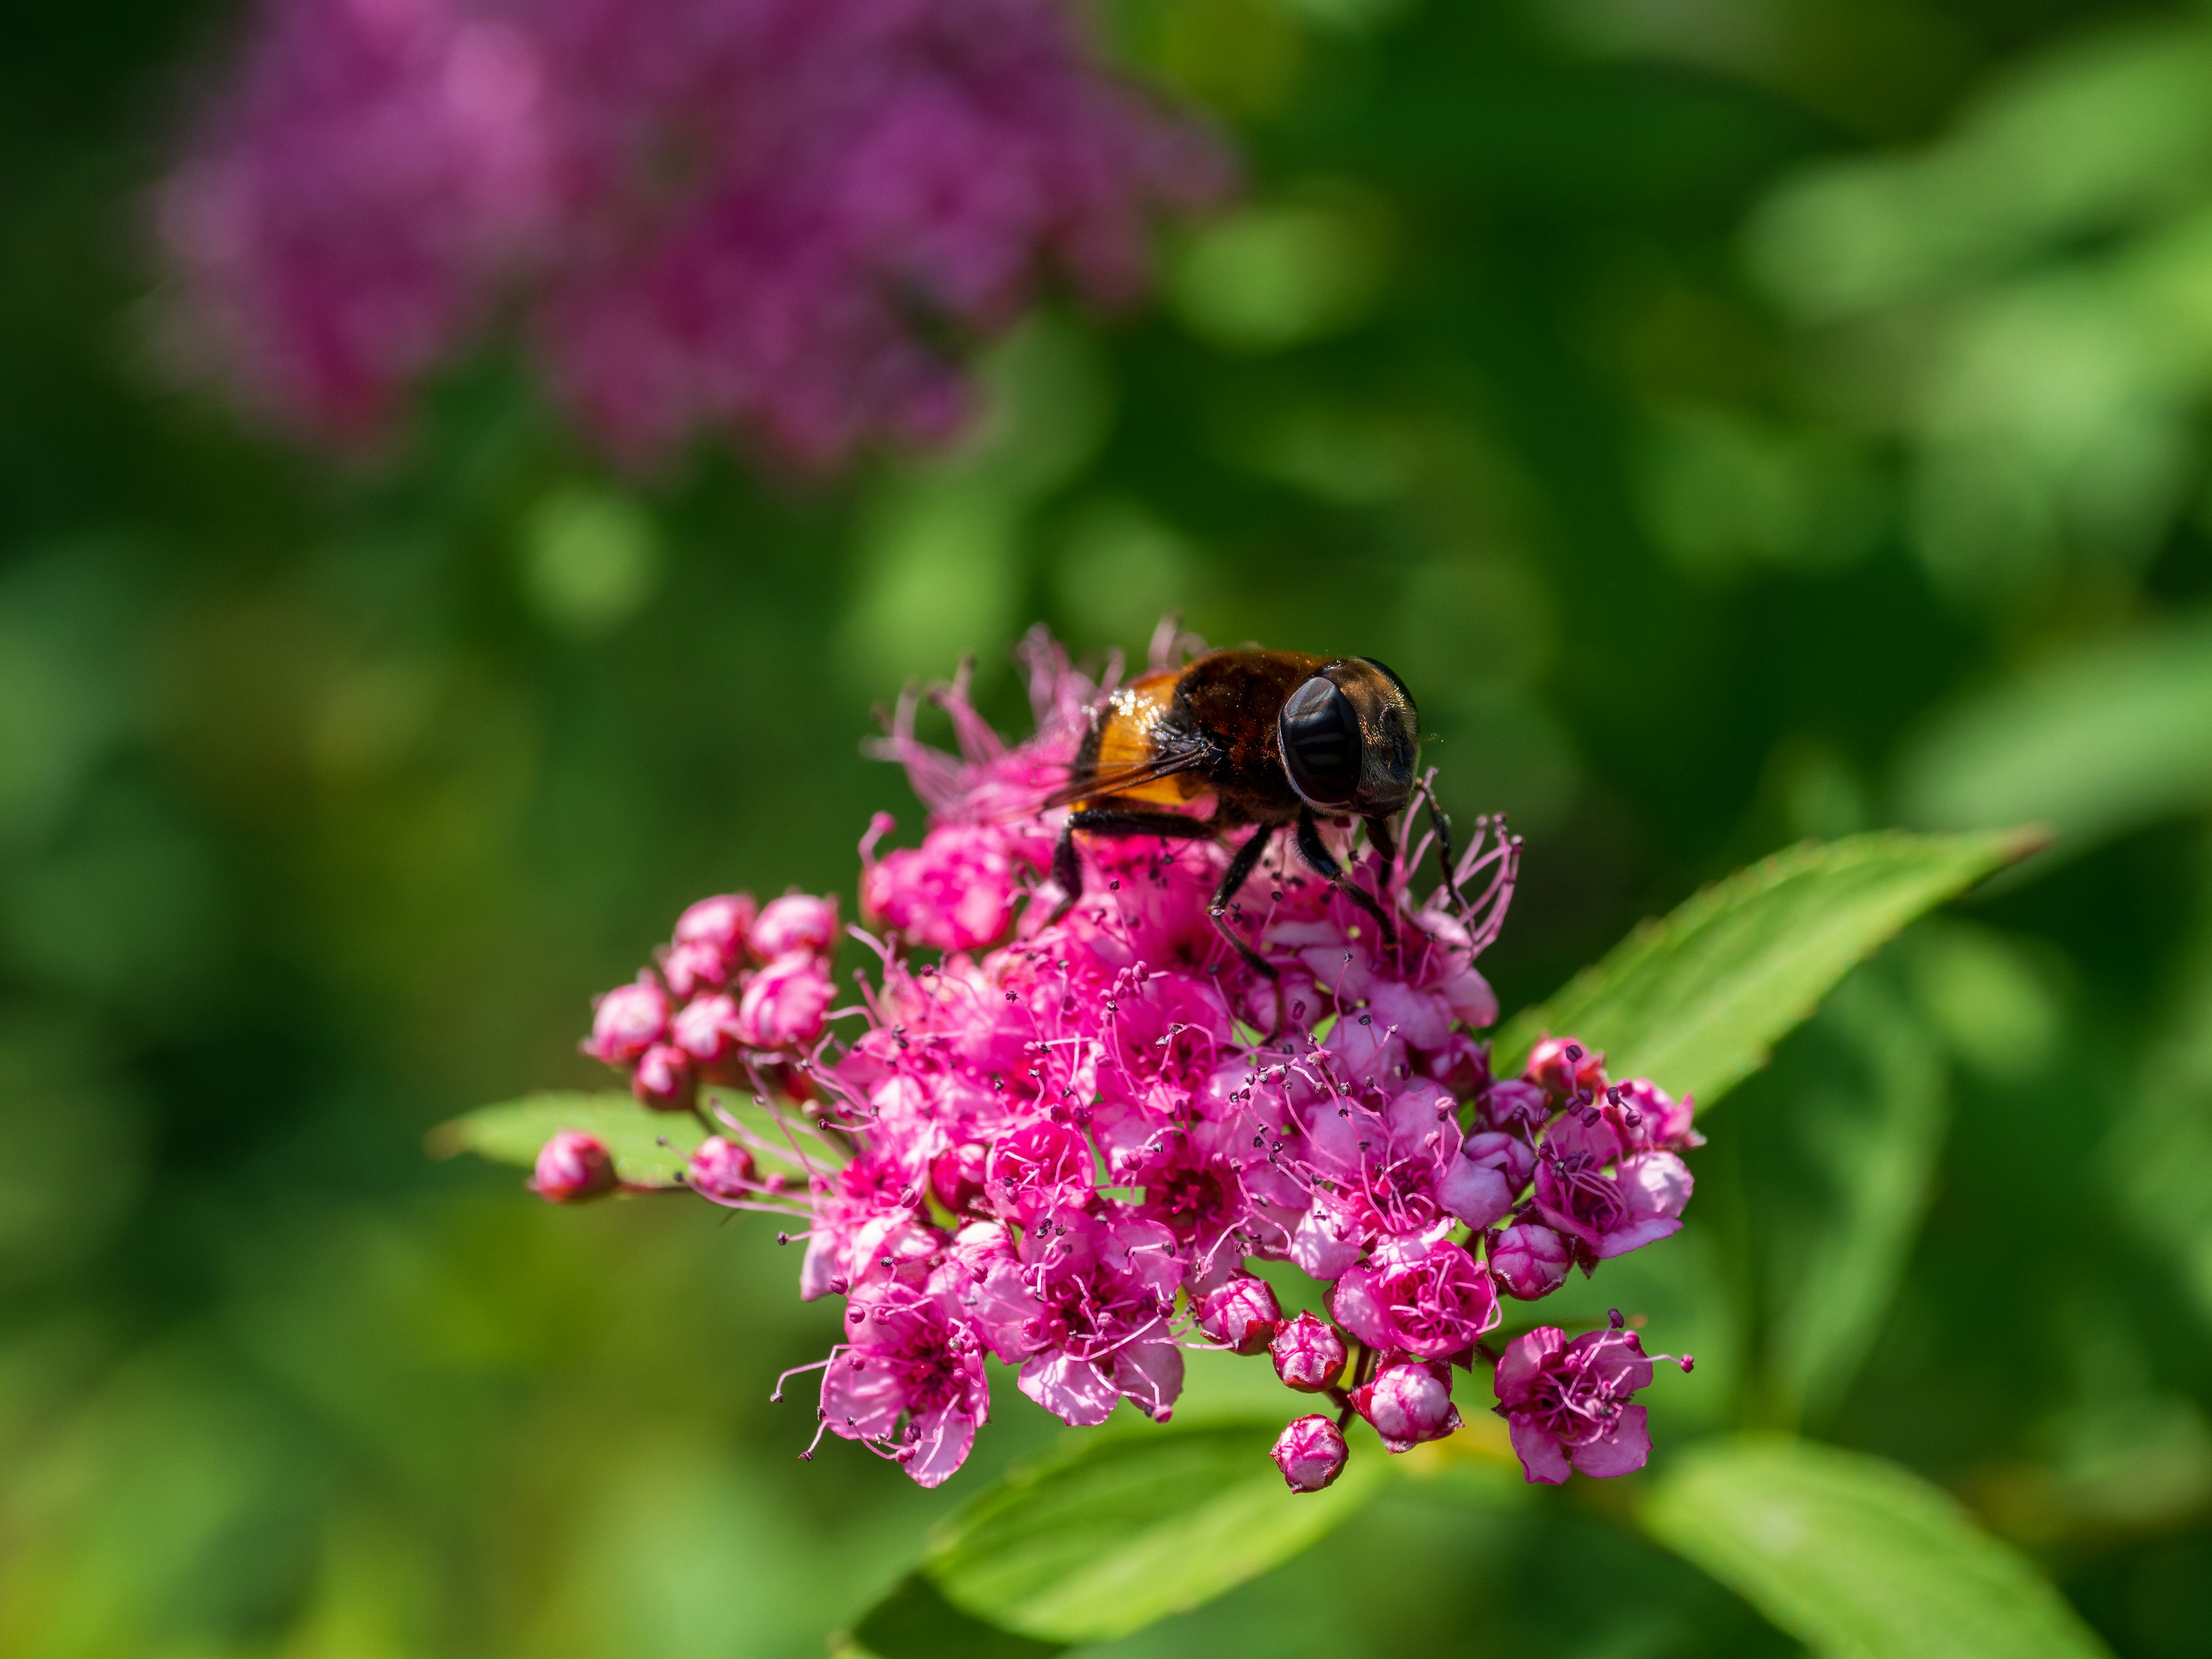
160, 0, 1230, 468
554, 629, 1699, 1488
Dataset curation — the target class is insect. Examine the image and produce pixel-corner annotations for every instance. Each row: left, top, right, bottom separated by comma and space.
1044, 648, 1448, 978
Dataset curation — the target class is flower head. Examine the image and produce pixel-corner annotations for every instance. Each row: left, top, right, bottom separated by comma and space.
556, 627, 1698, 1488
1492, 1314, 1690, 1484
533, 1129, 618, 1203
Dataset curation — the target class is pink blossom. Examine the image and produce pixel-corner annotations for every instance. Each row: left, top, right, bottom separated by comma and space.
752, 893, 841, 961
632, 1041, 696, 1112
687, 1135, 757, 1201
737, 950, 835, 1048
533, 1129, 617, 1202
1527, 1035, 1605, 1101
671, 992, 743, 1066
164, 0, 1232, 469
1534, 1113, 1692, 1262
982, 1119, 1093, 1224
820, 1285, 990, 1487
1329, 1226, 1498, 1360
583, 974, 669, 1064
1490, 1222, 1572, 1300
1272, 1414, 1349, 1493
863, 820, 1033, 951
1352, 1359, 1461, 1453
1270, 1312, 1347, 1393
661, 938, 732, 999
1493, 1318, 1687, 1484
675, 892, 757, 959
1196, 1274, 1281, 1355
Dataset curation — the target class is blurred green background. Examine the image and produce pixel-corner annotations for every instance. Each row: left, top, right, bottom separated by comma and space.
9, 1, 2212, 1654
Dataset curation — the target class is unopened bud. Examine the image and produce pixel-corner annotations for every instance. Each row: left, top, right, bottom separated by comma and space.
583, 975, 669, 1065
930, 1142, 988, 1214
533, 1130, 616, 1203
675, 892, 757, 959
736, 952, 834, 1049
1527, 1035, 1605, 1099
1271, 1312, 1347, 1392
686, 1135, 756, 1201
1490, 1222, 1573, 1300
1352, 1359, 1460, 1453
672, 993, 743, 1066
751, 893, 839, 960
1197, 1275, 1281, 1355
632, 1042, 697, 1112
662, 938, 732, 999
1272, 1414, 1349, 1493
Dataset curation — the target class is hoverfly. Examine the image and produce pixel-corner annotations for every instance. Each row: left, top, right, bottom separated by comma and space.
1042, 648, 1448, 977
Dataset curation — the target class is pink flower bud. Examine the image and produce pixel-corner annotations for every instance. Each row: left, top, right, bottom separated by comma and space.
1272, 1414, 1349, 1493
1271, 1312, 1347, 1392
751, 893, 839, 960
1527, 1036, 1605, 1099
686, 1135, 756, 1201
632, 1042, 696, 1112
1196, 1275, 1281, 1355
533, 1130, 616, 1203
1490, 1223, 1572, 1300
736, 951, 834, 1049
582, 975, 668, 1065
671, 993, 743, 1066
662, 938, 732, 999
930, 1141, 988, 1214
674, 892, 757, 959
1352, 1359, 1461, 1453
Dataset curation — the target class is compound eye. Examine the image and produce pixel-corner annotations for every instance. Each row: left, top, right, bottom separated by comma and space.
1279, 675, 1362, 807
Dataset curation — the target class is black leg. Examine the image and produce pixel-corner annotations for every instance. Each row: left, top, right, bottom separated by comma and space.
1048, 819, 1084, 920
1296, 809, 1396, 945
1426, 789, 1463, 911
1364, 814, 1398, 895
1208, 827, 1279, 980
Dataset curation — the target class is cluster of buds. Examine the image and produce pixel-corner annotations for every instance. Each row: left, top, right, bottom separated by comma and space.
544, 628, 1699, 1489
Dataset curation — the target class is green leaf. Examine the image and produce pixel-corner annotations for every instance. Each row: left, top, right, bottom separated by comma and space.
920, 1422, 1391, 1644
1745, 964, 1952, 1429
1893, 613, 2212, 863
1492, 830, 2037, 1109
1642, 1436, 2112, 1659
427, 1091, 705, 1187
843, 1573, 1067, 1659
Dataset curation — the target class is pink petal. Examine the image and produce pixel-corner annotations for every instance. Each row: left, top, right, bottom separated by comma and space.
1570, 1404, 1651, 1478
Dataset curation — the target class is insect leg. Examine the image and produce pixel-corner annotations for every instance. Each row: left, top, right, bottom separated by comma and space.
1363, 813, 1399, 894
1048, 819, 1084, 919
1296, 808, 1397, 945
1207, 825, 1280, 981
1424, 786, 1464, 912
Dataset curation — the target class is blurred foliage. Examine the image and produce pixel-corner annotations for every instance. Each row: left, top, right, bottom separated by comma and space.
6, 0, 2212, 1656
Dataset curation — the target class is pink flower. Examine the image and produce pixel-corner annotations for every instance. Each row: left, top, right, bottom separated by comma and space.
584, 974, 669, 1064
533, 1130, 617, 1203
751, 893, 841, 961
983, 1119, 1094, 1224
671, 992, 744, 1066
632, 1041, 696, 1112
1196, 1274, 1281, 1355
737, 951, 835, 1048
661, 938, 732, 999
687, 1135, 757, 1202
1534, 1113, 1693, 1262
1329, 1227, 1499, 1360
164, 0, 1232, 469
675, 892, 757, 959
1490, 1223, 1572, 1300
1527, 1036, 1606, 1101
1352, 1359, 1461, 1453
1270, 1312, 1347, 1393
820, 1285, 990, 1487
1493, 1317, 1687, 1484
1272, 1415, 1348, 1493
863, 821, 1032, 951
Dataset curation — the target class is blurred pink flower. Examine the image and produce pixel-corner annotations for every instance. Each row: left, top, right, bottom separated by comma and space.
161, 0, 1232, 467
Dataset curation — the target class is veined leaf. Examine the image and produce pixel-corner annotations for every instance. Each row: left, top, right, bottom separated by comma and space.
1642, 1436, 2111, 1659
916, 1422, 1390, 1644
427, 1090, 704, 1187
1493, 830, 2037, 1109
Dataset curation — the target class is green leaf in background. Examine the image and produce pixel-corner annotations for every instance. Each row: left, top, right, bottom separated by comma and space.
912, 1423, 1389, 1645
427, 1091, 704, 1187
1893, 612, 2212, 863
844, 1573, 1069, 1659
1748, 965, 1951, 1430
1493, 830, 2037, 1109
1642, 1437, 2112, 1659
